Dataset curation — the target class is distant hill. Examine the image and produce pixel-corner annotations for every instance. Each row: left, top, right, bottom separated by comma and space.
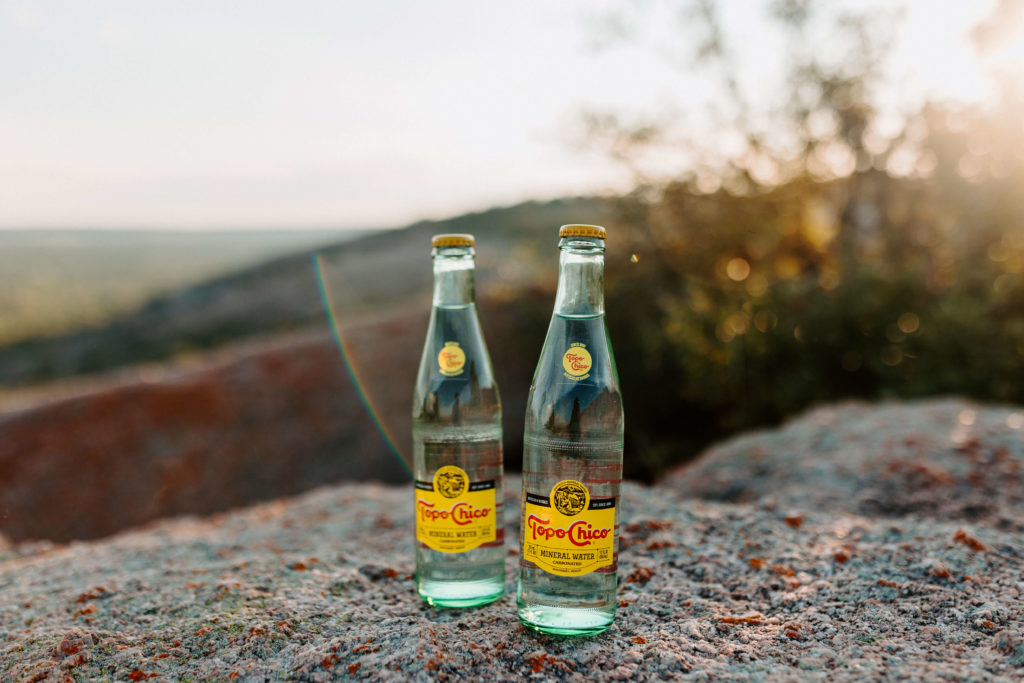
0, 197, 613, 388
0, 228, 375, 346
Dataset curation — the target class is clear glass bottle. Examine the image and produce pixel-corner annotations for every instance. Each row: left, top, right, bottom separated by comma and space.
413, 233, 504, 608
517, 224, 624, 636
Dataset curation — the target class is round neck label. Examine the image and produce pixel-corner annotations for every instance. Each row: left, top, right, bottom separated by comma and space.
438, 341, 466, 376
562, 343, 592, 380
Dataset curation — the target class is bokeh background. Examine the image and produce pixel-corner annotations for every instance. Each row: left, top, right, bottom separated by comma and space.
3, 0, 1024, 542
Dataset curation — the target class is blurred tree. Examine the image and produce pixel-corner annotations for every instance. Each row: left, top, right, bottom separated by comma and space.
578, 0, 1024, 480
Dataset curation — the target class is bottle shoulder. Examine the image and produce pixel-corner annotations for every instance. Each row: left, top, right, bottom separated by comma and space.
524, 313, 623, 437
413, 304, 500, 424
532, 314, 619, 385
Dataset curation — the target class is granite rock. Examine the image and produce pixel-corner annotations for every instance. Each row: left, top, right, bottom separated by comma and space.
1, 400, 1022, 681
665, 398, 1024, 529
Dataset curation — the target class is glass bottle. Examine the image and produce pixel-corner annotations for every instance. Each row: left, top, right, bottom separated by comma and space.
413, 233, 504, 607
517, 224, 624, 636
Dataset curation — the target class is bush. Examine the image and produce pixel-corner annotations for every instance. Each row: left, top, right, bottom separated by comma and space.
601, 163, 1024, 481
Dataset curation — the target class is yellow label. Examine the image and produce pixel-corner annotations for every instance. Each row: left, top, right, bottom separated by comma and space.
415, 466, 496, 553
522, 479, 616, 577
438, 342, 466, 376
562, 343, 592, 381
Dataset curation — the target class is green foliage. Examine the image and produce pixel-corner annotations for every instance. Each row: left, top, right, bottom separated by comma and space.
600, 93, 1024, 479
573, 0, 1024, 479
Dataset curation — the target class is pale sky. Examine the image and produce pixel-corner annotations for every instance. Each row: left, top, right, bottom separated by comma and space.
0, 0, 1007, 230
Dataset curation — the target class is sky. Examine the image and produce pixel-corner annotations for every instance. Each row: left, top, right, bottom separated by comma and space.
0, 0, 1013, 230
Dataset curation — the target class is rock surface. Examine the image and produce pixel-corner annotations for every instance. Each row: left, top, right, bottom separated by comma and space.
2, 400, 1023, 681
0, 329, 410, 543
664, 398, 1024, 528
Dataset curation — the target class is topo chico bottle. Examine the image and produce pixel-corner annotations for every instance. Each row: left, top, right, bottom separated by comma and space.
413, 233, 504, 607
517, 224, 624, 636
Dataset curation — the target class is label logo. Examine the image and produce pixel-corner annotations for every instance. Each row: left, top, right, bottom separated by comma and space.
562, 343, 592, 380
438, 341, 466, 376
551, 479, 589, 516
433, 465, 468, 499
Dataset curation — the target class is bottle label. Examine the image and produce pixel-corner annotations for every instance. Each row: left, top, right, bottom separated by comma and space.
561, 343, 592, 381
521, 479, 616, 577
437, 341, 466, 376
415, 465, 496, 553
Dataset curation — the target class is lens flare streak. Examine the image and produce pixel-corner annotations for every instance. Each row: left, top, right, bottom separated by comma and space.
312, 253, 411, 474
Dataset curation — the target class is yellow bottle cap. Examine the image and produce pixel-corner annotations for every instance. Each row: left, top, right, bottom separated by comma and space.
431, 233, 475, 248
559, 224, 606, 239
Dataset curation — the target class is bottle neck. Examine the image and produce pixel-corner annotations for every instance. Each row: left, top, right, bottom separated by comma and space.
553, 236, 605, 317
432, 245, 476, 307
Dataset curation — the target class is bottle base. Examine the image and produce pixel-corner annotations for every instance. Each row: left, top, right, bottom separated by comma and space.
517, 604, 615, 636
418, 578, 504, 608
